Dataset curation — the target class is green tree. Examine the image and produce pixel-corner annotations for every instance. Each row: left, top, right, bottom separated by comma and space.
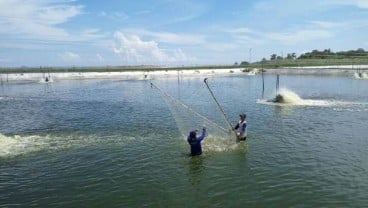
270, 54, 277, 60
357, 48, 365, 53
286, 53, 296, 60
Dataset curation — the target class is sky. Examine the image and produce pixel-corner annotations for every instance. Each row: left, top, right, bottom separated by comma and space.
0, 0, 368, 67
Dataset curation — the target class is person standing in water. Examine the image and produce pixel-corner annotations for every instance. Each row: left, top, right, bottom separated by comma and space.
187, 127, 207, 156
234, 114, 247, 141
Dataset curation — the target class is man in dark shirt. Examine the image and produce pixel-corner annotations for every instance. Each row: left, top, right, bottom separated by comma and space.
187, 127, 207, 156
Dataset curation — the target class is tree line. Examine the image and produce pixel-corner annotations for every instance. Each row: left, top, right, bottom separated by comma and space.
234, 48, 368, 66
267, 48, 368, 61
298, 48, 368, 59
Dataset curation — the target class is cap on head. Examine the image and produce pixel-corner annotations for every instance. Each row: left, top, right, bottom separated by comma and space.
240, 114, 246, 119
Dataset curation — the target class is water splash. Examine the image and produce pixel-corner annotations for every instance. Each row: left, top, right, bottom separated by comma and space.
39, 77, 54, 83
201, 135, 242, 152
258, 88, 368, 108
0, 133, 133, 158
0, 134, 50, 157
270, 88, 304, 104
353, 72, 368, 79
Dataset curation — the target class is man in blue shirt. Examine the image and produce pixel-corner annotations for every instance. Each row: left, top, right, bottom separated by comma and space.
187, 127, 207, 156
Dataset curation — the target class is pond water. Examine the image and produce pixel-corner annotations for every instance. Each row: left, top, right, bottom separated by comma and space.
1, 73, 367, 207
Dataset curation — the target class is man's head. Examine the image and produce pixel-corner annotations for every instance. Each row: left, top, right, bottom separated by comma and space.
240, 114, 246, 120
189, 130, 199, 138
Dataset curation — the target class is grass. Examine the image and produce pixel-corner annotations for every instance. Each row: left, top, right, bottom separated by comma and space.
252, 58, 368, 69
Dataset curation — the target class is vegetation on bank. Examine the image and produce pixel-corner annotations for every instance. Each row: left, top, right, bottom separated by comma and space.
1, 49, 368, 74
237, 48, 368, 69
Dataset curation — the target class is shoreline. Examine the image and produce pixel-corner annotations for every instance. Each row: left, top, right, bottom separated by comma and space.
0, 66, 367, 82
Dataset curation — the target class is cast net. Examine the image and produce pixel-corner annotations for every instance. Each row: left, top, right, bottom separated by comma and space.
151, 82, 237, 150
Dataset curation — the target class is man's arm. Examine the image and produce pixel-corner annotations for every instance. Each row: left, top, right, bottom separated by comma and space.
234, 123, 239, 130
197, 128, 206, 141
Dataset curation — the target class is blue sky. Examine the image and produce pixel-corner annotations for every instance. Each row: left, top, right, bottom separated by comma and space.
0, 0, 368, 67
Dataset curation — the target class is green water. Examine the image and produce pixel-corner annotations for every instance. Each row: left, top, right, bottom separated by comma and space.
0, 75, 367, 207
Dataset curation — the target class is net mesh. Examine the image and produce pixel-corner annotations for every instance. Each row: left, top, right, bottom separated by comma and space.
151, 82, 237, 147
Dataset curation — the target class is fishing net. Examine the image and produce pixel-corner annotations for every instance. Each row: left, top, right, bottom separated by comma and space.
151, 82, 236, 147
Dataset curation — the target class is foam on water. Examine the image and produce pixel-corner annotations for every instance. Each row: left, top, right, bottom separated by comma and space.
0, 130, 241, 158
201, 134, 241, 152
276, 88, 304, 104
0, 133, 134, 158
0, 133, 48, 157
258, 88, 368, 108
262, 88, 321, 106
39, 77, 54, 83
353, 72, 368, 79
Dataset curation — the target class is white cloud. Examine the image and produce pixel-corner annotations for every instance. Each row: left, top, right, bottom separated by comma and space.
222, 20, 338, 46
113, 31, 193, 64
355, 0, 368, 9
251, 0, 319, 16
59, 51, 81, 62
77, 29, 107, 41
227, 27, 253, 34
235, 35, 265, 45
329, 0, 368, 9
156, 1, 208, 26
152, 31, 205, 45
37, 4, 83, 25
205, 43, 238, 51
133, 10, 151, 15
0, 0, 110, 54
172, 49, 193, 62
308, 21, 346, 29
0, 57, 10, 63
0, 0, 83, 39
98, 11, 129, 21
96, 54, 104, 62
98, 11, 107, 17
251, 0, 368, 19
265, 29, 333, 45
253, 1, 273, 10
222, 27, 264, 45
113, 32, 167, 63
120, 29, 205, 45
261, 19, 352, 45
